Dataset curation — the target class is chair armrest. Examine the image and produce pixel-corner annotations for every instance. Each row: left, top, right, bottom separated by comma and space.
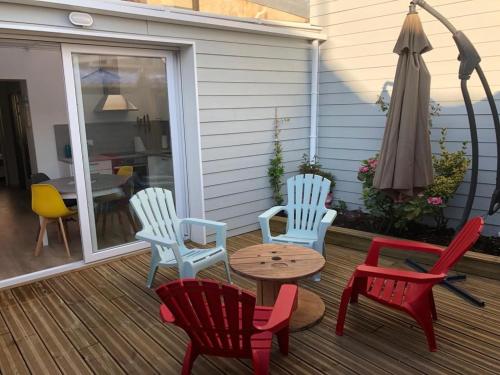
180, 218, 227, 249
365, 237, 444, 266
258, 206, 287, 243
254, 284, 298, 333
317, 209, 337, 246
136, 230, 179, 248
159, 304, 176, 324
355, 265, 446, 284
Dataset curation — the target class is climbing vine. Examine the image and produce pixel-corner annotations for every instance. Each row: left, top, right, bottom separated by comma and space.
268, 108, 289, 205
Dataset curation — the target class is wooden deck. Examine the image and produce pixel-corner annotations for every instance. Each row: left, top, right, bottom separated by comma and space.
1, 231, 500, 374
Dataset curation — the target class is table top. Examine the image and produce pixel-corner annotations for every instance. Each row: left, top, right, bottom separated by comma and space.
230, 243, 325, 281
42, 173, 129, 195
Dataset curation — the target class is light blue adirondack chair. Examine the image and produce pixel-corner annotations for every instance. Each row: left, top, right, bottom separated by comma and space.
130, 188, 231, 288
259, 174, 337, 279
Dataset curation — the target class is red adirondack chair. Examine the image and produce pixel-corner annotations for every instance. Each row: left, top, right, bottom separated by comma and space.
336, 216, 484, 351
156, 279, 298, 374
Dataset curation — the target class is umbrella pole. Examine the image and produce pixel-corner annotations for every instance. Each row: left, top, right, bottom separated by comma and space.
412, 0, 500, 227
460, 79, 479, 229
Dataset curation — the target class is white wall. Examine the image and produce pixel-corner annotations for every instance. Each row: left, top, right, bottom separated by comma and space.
0, 2, 314, 240
0, 42, 68, 179
312, 0, 500, 235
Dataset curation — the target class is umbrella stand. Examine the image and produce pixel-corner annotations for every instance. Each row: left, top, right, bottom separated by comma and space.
412, 0, 500, 227
405, 259, 485, 307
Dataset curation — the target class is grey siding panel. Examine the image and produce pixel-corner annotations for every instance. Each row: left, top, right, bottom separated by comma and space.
313, 0, 500, 235
0, 3, 312, 240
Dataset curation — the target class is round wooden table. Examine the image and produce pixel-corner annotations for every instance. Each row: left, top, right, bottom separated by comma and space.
230, 243, 326, 331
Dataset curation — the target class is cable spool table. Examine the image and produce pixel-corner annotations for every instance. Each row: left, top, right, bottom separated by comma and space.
230, 243, 326, 331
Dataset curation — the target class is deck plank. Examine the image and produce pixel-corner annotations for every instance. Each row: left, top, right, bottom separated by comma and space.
1, 230, 500, 374
10, 285, 93, 375
0, 290, 62, 374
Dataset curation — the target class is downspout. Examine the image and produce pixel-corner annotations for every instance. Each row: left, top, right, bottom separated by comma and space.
309, 39, 320, 161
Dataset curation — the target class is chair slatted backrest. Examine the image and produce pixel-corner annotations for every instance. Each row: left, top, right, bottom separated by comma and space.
430, 217, 484, 275
130, 188, 183, 254
286, 174, 331, 234
156, 279, 257, 356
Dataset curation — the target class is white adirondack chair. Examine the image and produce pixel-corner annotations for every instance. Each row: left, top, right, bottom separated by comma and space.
130, 188, 231, 288
259, 174, 337, 280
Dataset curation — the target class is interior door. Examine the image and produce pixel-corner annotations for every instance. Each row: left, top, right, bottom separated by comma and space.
61, 44, 187, 262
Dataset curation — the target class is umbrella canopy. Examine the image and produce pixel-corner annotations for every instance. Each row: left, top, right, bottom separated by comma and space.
373, 11, 434, 200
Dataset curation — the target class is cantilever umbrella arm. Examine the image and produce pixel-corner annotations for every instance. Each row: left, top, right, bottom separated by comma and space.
412, 0, 500, 227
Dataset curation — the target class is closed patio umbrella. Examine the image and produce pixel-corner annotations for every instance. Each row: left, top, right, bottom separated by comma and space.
373, 10, 433, 199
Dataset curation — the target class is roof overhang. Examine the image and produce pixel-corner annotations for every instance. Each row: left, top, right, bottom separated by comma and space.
6, 0, 326, 41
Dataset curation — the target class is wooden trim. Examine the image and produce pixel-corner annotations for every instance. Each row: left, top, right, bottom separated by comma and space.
270, 216, 500, 281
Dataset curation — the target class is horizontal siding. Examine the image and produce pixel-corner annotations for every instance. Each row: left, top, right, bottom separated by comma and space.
0, 3, 313, 240
313, 0, 500, 235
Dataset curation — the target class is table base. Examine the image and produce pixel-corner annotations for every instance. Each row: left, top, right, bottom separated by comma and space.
256, 280, 325, 332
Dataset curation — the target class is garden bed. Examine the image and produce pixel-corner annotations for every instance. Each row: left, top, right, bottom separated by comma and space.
333, 209, 500, 256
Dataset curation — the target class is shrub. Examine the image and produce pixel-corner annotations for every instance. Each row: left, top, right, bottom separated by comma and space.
298, 154, 336, 190
358, 129, 469, 233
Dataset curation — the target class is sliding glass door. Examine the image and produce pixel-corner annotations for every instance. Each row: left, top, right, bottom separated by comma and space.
62, 45, 187, 262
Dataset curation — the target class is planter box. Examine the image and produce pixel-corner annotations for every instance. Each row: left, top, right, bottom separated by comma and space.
270, 216, 500, 281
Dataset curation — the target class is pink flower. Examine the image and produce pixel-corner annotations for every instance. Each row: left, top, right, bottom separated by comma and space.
368, 159, 378, 168
427, 197, 443, 206
359, 166, 370, 173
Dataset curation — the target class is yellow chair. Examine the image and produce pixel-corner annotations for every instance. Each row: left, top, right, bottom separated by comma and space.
32, 184, 77, 257
116, 165, 133, 177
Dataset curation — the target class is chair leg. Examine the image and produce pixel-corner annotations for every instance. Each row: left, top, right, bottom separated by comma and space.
58, 217, 71, 257
34, 217, 49, 256
146, 258, 159, 289
415, 311, 437, 352
224, 259, 232, 284
56, 220, 63, 243
277, 327, 289, 355
251, 349, 271, 375
63, 219, 71, 243
336, 286, 353, 336
311, 272, 321, 282
181, 342, 198, 375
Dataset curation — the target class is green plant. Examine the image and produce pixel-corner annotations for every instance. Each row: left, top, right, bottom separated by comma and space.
268, 108, 289, 205
357, 128, 470, 233
425, 128, 469, 228
298, 154, 336, 189
375, 95, 441, 127
332, 200, 348, 215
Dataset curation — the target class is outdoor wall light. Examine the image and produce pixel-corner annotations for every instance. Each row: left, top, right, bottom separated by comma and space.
69, 12, 94, 27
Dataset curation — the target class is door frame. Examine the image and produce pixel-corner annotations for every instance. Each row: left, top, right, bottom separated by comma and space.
61, 44, 189, 263
0, 27, 205, 289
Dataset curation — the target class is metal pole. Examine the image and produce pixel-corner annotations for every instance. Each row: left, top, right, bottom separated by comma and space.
476, 65, 500, 215
412, 0, 457, 33
412, 0, 500, 227
459, 79, 479, 228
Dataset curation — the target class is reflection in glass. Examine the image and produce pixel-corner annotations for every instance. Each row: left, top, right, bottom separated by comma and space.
73, 54, 174, 251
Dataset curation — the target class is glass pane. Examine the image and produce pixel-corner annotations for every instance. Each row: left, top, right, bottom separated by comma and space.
73, 53, 174, 252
